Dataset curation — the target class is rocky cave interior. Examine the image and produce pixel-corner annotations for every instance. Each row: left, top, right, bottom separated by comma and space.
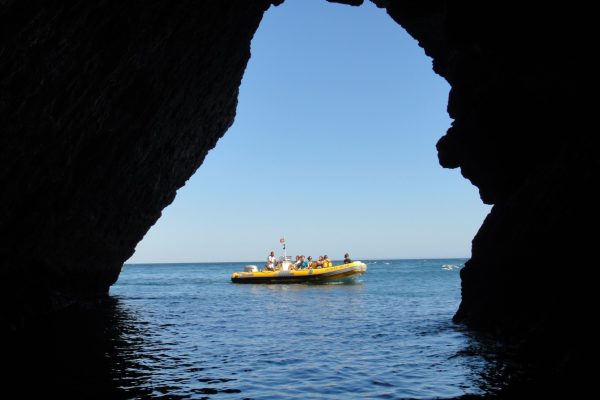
1, 0, 594, 395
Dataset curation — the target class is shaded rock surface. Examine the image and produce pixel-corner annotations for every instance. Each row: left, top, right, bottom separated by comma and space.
1, 0, 594, 391
0, 0, 277, 327
378, 1, 594, 391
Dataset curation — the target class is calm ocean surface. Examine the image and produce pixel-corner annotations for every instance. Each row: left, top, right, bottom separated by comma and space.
86, 259, 506, 399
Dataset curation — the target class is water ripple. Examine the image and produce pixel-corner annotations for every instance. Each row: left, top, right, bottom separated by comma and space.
19, 260, 515, 399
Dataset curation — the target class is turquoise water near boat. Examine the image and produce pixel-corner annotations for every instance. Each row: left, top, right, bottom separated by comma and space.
104, 259, 503, 398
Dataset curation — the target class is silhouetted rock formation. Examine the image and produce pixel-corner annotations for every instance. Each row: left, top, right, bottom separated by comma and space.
0, 0, 278, 328
378, 1, 592, 392
1, 0, 593, 391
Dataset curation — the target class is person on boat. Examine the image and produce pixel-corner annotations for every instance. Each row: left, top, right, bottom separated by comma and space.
265, 251, 276, 271
324, 255, 332, 268
293, 255, 302, 270
299, 255, 309, 269
344, 253, 352, 264
316, 256, 325, 268
307, 256, 314, 268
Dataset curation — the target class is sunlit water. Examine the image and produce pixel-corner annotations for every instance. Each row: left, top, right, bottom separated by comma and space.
59, 259, 504, 399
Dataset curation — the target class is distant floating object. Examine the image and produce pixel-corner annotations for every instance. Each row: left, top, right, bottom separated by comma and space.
441, 264, 459, 270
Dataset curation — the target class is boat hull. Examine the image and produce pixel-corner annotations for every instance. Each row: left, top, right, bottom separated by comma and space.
231, 262, 367, 284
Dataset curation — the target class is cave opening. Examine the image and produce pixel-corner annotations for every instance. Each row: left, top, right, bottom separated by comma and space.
2, 0, 593, 396
127, 0, 490, 264
115, 5, 496, 395
112, 3, 499, 393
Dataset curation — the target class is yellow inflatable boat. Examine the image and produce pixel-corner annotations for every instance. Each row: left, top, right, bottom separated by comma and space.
231, 261, 367, 284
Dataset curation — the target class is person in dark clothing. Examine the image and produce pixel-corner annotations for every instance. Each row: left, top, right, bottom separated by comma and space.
343, 253, 352, 264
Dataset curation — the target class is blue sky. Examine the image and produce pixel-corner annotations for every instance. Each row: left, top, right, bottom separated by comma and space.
127, 0, 490, 263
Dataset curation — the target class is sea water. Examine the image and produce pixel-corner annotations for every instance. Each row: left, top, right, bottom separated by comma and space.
64, 259, 503, 399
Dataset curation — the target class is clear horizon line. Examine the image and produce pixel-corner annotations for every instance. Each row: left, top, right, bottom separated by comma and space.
124, 256, 470, 265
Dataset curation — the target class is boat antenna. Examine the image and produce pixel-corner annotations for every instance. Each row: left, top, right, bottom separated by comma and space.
280, 237, 286, 259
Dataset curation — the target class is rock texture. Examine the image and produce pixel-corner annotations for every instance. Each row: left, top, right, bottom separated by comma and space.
0, 0, 279, 328
1, 0, 594, 390
375, 1, 594, 390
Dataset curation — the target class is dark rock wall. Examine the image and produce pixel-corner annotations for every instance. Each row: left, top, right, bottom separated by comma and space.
1, 0, 594, 384
0, 0, 276, 328
376, 0, 594, 380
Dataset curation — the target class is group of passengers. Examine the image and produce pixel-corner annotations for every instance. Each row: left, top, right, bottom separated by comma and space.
265, 251, 352, 271
292, 254, 331, 270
